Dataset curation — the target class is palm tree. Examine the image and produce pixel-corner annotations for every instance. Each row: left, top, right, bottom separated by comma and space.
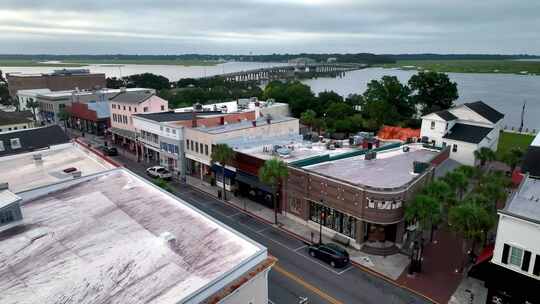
259, 157, 289, 224
444, 171, 469, 199
474, 147, 496, 169
501, 147, 524, 171
449, 201, 495, 261
423, 180, 453, 220
26, 98, 40, 122
405, 194, 441, 242
210, 144, 235, 201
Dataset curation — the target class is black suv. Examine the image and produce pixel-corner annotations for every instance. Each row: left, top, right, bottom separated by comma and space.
100, 146, 118, 156
308, 243, 349, 268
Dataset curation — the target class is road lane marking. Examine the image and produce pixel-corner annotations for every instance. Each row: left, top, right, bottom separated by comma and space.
273, 264, 344, 304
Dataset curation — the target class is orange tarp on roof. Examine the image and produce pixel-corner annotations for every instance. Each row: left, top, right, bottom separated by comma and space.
377, 125, 420, 141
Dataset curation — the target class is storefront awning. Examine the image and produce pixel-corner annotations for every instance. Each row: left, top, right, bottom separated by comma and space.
110, 127, 136, 140
235, 170, 273, 193
211, 164, 236, 178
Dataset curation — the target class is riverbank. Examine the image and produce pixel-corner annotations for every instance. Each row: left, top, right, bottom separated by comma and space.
0, 59, 221, 67
376, 60, 540, 75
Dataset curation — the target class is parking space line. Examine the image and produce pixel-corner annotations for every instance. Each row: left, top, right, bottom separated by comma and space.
294, 245, 307, 252
256, 227, 271, 233
228, 212, 242, 218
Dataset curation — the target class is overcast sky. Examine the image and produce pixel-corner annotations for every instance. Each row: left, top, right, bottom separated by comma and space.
0, 0, 539, 55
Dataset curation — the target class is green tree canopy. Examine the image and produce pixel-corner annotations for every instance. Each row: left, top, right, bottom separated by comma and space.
449, 201, 495, 246
444, 170, 469, 199
474, 147, 496, 168
362, 76, 414, 127
408, 71, 458, 115
125, 73, 171, 91
501, 147, 525, 171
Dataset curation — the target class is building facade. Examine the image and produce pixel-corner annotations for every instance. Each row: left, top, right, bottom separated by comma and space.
6, 69, 106, 97
108, 89, 168, 156
0, 110, 35, 133
66, 101, 110, 136
420, 101, 504, 166
283, 145, 448, 254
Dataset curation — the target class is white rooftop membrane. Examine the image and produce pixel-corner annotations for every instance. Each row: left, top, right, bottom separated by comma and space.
0, 169, 264, 304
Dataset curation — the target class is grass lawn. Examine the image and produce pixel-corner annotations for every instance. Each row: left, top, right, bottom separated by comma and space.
0, 59, 85, 67
377, 59, 540, 75
497, 131, 535, 158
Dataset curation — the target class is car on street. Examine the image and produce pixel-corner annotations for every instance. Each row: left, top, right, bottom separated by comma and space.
146, 166, 172, 180
99, 146, 118, 156
308, 243, 349, 268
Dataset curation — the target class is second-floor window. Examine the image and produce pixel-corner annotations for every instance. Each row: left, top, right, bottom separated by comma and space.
430, 121, 435, 130
161, 105, 165, 111
205, 144, 208, 155
143, 107, 149, 112
502, 244, 533, 272
112, 104, 116, 109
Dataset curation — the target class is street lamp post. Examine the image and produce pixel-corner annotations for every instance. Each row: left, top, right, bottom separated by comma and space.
319, 199, 325, 245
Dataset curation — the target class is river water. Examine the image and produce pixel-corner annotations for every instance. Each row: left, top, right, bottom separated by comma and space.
2, 63, 539, 130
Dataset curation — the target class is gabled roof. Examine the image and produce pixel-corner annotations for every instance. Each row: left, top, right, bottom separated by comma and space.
464, 101, 504, 123
0, 125, 70, 157
109, 90, 154, 104
443, 123, 493, 144
0, 110, 34, 125
133, 111, 222, 123
435, 110, 458, 121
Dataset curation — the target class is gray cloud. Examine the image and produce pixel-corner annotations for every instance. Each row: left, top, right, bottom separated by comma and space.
0, 0, 538, 54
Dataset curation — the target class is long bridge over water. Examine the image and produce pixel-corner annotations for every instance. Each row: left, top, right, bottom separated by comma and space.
205, 63, 368, 82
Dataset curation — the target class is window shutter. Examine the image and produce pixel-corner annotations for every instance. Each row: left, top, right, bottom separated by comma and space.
522, 251, 531, 271
502, 244, 510, 264
533, 255, 540, 276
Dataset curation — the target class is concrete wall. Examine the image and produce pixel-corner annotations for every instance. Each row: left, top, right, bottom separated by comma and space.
0, 122, 34, 133
492, 213, 540, 280
219, 266, 270, 304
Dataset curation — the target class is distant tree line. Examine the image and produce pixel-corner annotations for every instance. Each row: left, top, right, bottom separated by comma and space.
383, 54, 540, 61
263, 71, 459, 135
106, 73, 263, 108
0, 53, 395, 64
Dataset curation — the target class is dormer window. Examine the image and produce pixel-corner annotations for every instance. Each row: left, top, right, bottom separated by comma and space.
430, 121, 435, 130
10, 138, 21, 149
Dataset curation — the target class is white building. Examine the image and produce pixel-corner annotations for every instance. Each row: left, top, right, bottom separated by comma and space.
175, 98, 290, 118
0, 139, 273, 304
420, 101, 504, 166
15, 88, 51, 112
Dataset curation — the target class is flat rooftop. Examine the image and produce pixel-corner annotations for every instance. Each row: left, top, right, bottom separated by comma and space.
503, 176, 540, 222
196, 116, 297, 135
227, 135, 356, 163
0, 143, 115, 193
175, 99, 286, 114
0, 169, 264, 304
305, 144, 437, 189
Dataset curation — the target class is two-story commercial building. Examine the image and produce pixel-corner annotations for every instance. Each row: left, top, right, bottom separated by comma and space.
420, 101, 504, 166
109, 89, 168, 156
0, 110, 36, 133
132, 110, 258, 177
183, 116, 299, 187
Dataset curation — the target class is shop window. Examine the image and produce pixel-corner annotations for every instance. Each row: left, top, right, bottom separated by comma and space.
161, 105, 165, 111
309, 201, 356, 239
289, 197, 302, 215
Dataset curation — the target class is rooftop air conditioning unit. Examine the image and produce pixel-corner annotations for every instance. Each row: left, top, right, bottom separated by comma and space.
403, 146, 410, 152
72, 171, 82, 178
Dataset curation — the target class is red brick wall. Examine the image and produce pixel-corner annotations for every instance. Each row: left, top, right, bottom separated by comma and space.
67, 102, 98, 121
430, 146, 451, 166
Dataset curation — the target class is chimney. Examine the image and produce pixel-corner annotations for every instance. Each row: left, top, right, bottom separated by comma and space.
192, 112, 198, 128
220, 116, 225, 125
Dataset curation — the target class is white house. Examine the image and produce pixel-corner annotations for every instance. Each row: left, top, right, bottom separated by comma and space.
420, 101, 504, 166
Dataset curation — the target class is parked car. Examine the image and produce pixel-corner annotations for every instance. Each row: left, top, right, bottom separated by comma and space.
308, 243, 349, 268
99, 146, 118, 156
146, 166, 172, 180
